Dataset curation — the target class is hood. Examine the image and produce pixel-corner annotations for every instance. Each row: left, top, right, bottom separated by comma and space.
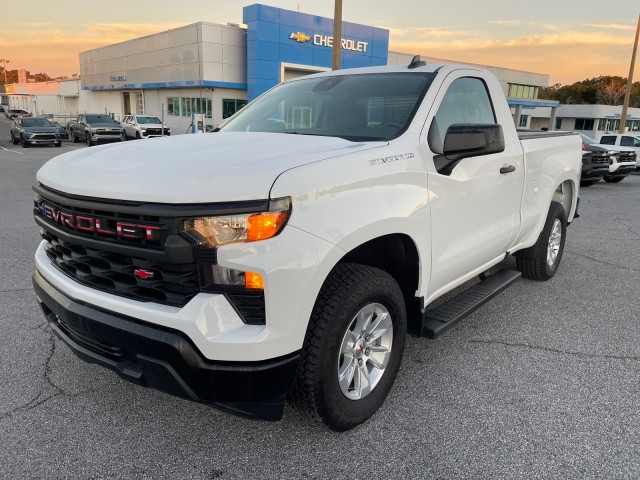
24, 126, 58, 133
89, 123, 121, 128
37, 132, 385, 203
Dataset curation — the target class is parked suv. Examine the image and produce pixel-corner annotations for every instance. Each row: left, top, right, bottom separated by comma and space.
578, 133, 610, 186
10, 116, 61, 148
122, 115, 170, 139
598, 133, 640, 170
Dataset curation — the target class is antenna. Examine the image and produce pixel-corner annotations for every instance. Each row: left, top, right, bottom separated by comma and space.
408, 55, 426, 69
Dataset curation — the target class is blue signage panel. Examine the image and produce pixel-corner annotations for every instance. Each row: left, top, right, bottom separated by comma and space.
243, 4, 389, 101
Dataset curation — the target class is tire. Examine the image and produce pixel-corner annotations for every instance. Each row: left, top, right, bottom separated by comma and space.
11, 133, 18, 145
580, 180, 598, 187
72, 133, 79, 143
135, 131, 141, 139
291, 263, 407, 431
86, 132, 93, 147
21, 136, 30, 148
516, 201, 567, 281
603, 176, 624, 183
55, 142, 61, 147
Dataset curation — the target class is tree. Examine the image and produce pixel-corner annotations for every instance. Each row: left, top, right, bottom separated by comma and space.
595, 77, 626, 105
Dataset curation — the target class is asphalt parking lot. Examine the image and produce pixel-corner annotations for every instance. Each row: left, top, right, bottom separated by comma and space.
1, 116, 639, 479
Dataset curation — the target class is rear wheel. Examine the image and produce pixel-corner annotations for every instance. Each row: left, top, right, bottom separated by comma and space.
291, 263, 407, 431
603, 176, 624, 183
516, 201, 566, 281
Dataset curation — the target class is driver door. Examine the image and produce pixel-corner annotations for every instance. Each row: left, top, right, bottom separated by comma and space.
422, 73, 524, 297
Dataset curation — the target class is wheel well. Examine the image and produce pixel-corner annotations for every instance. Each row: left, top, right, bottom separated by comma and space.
553, 180, 574, 219
340, 234, 422, 335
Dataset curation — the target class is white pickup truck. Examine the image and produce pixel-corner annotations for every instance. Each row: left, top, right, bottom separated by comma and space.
32, 61, 581, 431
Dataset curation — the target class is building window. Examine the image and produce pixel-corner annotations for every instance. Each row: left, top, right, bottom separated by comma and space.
519, 114, 529, 128
135, 92, 144, 115
167, 97, 212, 118
508, 84, 537, 99
222, 99, 248, 119
555, 118, 562, 130
574, 118, 594, 130
167, 97, 179, 116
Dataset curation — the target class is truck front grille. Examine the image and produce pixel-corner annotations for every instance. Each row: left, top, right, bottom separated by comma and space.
42, 230, 200, 306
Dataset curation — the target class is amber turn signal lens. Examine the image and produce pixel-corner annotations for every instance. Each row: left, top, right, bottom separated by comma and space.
247, 212, 288, 241
245, 271, 264, 290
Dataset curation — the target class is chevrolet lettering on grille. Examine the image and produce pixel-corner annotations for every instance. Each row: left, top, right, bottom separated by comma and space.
35, 200, 160, 240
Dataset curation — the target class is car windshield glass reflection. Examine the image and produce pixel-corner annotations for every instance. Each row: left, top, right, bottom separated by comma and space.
137, 117, 162, 124
220, 73, 436, 142
86, 115, 115, 124
22, 118, 52, 127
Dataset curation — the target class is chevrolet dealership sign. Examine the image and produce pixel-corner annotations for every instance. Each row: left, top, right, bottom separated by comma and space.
289, 32, 368, 53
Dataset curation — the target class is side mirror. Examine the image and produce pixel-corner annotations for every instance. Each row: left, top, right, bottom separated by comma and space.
435, 123, 505, 175
443, 123, 504, 160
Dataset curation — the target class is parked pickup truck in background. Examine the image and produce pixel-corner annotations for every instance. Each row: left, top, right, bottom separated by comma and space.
598, 133, 640, 171
68, 114, 124, 146
32, 61, 582, 431
578, 133, 611, 186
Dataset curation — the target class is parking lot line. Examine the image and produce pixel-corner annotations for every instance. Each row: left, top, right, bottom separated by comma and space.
0, 145, 25, 155
62, 144, 81, 149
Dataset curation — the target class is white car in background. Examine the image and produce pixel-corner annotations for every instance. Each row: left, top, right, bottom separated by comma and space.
122, 115, 170, 139
598, 133, 640, 170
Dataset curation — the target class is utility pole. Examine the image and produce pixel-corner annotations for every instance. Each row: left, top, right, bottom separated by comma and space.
619, 14, 640, 134
0, 59, 9, 85
332, 0, 343, 70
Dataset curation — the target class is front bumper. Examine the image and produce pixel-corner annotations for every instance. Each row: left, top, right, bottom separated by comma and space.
607, 163, 636, 177
581, 165, 608, 180
33, 270, 300, 420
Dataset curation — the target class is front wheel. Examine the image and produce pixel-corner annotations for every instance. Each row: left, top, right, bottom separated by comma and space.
291, 263, 406, 431
21, 136, 30, 148
72, 133, 79, 143
86, 132, 93, 146
603, 176, 625, 183
516, 201, 566, 281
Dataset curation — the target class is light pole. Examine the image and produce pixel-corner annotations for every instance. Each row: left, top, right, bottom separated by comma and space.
332, 0, 342, 70
619, 14, 640, 134
0, 59, 9, 85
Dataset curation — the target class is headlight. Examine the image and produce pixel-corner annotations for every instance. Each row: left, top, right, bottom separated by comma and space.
26, 133, 36, 138
608, 151, 617, 156
90, 127, 97, 133
182, 197, 291, 247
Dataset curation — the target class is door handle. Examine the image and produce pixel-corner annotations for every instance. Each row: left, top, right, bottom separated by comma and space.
500, 164, 516, 174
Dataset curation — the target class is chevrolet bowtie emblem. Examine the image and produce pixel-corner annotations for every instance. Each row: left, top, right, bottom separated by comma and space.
289, 32, 311, 43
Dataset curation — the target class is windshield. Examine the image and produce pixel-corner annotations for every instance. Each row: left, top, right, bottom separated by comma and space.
86, 115, 116, 124
137, 116, 162, 124
579, 133, 597, 145
220, 72, 436, 141
22, 118, 52, 127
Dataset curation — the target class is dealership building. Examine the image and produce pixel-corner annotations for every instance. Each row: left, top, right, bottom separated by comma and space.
6, 3, 559, 132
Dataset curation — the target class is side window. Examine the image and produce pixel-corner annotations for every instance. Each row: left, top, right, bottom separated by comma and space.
634, 137, 640, 147
429, 77, 496, 153
621, 136, 634, 147
599, 136, 615, 145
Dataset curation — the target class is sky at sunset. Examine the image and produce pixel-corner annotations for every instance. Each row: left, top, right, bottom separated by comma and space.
3, 0, 639, 85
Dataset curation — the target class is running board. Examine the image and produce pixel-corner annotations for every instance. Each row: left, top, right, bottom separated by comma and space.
421, 269, 522, 339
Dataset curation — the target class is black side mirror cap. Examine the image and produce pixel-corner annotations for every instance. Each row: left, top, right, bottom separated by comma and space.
443, 123, 504, 160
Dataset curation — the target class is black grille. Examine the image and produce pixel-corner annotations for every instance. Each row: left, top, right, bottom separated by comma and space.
618, 152, 636, 161
34, 195, 169, 249
227, 291, 266, 325
42, 229, 200, 306
145, 128, 163, 135
33, 133, 57, 140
